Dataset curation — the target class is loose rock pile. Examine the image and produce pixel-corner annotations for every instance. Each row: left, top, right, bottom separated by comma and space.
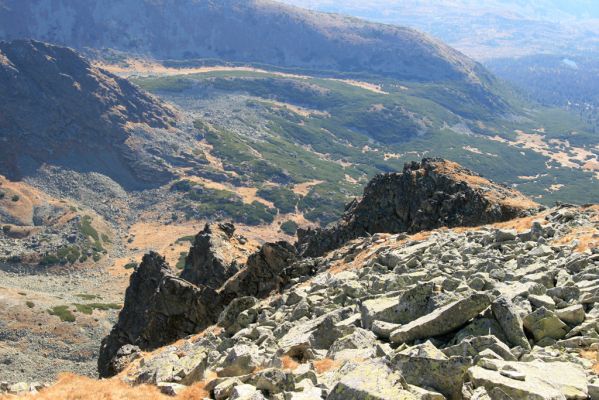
115, 204, 599, 400
93, 160, 599, 400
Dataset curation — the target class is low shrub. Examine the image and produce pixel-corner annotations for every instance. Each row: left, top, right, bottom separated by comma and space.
280, 220, 298, 235
48, 305, 76, 322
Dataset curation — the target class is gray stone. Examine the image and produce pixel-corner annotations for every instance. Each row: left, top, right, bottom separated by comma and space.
523, 307, 569, 342
555, 305, 585, 326
392, 347, 471, 400
218, 344, 264, 377
360, 296, 399, 330
326, 359, 416, 400
442, 336, 516, 361
491, 296, 531, 350
390, 294, 491, 344
468, 361, 588, 400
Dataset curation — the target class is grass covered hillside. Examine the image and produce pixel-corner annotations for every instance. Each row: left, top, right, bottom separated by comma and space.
129, 65, 598, 223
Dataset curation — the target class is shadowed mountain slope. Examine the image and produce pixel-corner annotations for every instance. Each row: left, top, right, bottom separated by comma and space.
0, 0, 496, 87
0, 40, 193, 189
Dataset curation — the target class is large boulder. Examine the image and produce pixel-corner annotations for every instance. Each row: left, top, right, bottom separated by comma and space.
491, 296, 531, 350
523, 307, 569, 342
390, 294, 491, 344
327, 359, 417, 400
298, 158, 539, 257
180, 222, 243, 289
392, 343, 471, 400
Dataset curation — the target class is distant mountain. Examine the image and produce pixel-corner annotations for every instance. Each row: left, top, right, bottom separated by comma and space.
281, 1, 599, 22
280, 0, 599, 60
0, 0, 493, 85
0, 40, 197, 189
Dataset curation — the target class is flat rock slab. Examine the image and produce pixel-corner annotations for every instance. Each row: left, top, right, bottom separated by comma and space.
393, 352, 471, 400
390, 293, 491, 344
468, 361, 588, 400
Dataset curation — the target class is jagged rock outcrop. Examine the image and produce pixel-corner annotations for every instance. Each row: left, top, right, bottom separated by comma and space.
297, 158, 540, 257
0, 40, 200, 189
99, 231, 297, 378
180, 223, 242, 289
220, 241, 298, 302
98, 252, 220, 377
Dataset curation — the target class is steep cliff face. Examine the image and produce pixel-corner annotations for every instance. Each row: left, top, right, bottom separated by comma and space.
297, 158, 540, 257
0, 40, 189, 189
0, 0, 496, 86
98, 234, 296, 378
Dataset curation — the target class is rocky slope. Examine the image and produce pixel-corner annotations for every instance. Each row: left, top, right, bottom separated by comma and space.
0, 0, 494, 87
1, 158, 584, 399
0, 39, 200, 190
297, 158, 541, 257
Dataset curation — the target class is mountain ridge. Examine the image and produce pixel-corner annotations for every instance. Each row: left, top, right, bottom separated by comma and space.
0, 0, 495, 87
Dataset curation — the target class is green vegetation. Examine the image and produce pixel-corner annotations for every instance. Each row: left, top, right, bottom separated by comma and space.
176, 252, 188, 270
172, 180, 277, 225
48, 305, 76, 322
280, 220, 298, 235
0, 190, 5, 200
40, 245, 82, 266
11, 195, 19, 202
26, 301, 35, 309
76, 216, 107, 263
124, 262, 137, 270
74, 303, 121, 315
175, 235, 196, 244
135, 68, 599, 216
79, 215, 99, 241
40, 254, 61, 266
57, 246, 81, 264
257, 186, 299, 214
75, 294, 101, 301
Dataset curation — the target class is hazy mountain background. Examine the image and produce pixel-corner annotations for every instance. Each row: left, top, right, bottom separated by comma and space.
279, 0, 599, 59
280, 0, 599, 136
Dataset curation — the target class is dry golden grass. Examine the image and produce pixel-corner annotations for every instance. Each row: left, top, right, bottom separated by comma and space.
581, 350, 599, 375
98, 59, 385, 95
7, 374, 212, 400
312, 358, 341, 374
280, 355, 300, 371
553, 227, 599, 253
4, 374, 170, 400
292, 180, 324, 196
